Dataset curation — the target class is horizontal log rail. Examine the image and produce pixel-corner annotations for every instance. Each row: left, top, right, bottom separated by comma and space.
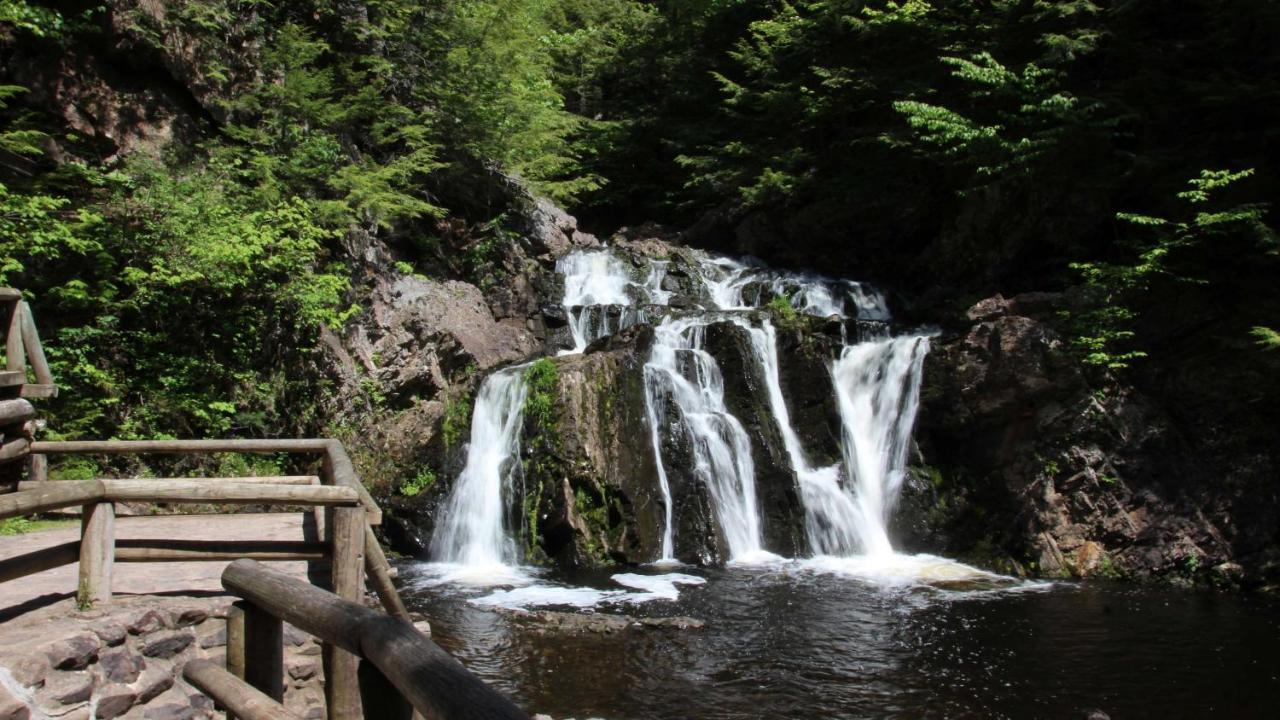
4, 439, 410, 621
31, 439, 382, 525
102, 479, 359, 506
184, 659, 304, 720
0, 540, 80, 584
0, 480, 103, 520
223, 560, 529, 720
6, 435, 414, 712
115, 539, 330, 563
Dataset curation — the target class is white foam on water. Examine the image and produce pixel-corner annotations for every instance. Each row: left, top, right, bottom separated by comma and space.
409, 562, 539, 589
470, 572, 708, 610
611, 572, 707, 600
795, 553, 1016, 588
724, 549, 788, 568
472, 585, 626, 610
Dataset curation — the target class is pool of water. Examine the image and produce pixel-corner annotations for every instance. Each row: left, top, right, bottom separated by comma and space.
397, 562, 1280, 719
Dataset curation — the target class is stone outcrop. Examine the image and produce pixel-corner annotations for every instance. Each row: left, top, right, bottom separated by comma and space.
906, 293, 1280, 587
525, 325, 665, 567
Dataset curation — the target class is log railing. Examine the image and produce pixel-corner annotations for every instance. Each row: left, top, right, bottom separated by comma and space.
184, 559, 530, 720
0, 439, 429, 719
1, 288, 57, 494
19, 439, 408, 620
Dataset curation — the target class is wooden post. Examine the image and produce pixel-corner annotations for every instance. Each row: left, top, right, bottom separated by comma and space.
364, 525, 412, 623
226, 602, 247, 720
221, 560, 530, 720
28, 453, 46, 483
5, 301, 24, 375
243, 603, 284, 702
18, 302, 53, 386
327, 506, 366, 720
77, 501, 115, 608
357, 659, 413, 720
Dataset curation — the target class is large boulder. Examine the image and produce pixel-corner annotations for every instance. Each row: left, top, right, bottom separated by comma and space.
331, 275, 541, 412
520, 325, 671, 567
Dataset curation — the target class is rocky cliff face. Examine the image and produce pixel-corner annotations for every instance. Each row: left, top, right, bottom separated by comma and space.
906, 293, 1279, 588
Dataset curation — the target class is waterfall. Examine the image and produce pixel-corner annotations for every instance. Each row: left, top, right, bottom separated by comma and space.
696, 255, 890, 321
831, 336, 929, 556
643, 317, 770, 562
430, 367, 528, 568
557, 250, 639, 353
741, 319, 864, 555
695, 259, 927, 558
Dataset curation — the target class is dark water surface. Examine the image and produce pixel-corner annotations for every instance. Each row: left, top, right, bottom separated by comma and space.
398, 564, 1280, 719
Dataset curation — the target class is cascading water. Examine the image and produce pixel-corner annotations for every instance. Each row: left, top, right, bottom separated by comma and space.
557, 250, 642, 353
830, 336, 930, 556
740, 319, 864, 556
695, 257, 931, 559
426, 244, 983, 601
429, 367, 528, 570
643, 317, 771, 562
697, 255, 890, 320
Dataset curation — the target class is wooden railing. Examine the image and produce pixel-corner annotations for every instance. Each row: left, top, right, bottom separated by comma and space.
183, 560, 530, 720
4, 439, 409, 622
1, 288, 57, 495
0, 439, 437, 719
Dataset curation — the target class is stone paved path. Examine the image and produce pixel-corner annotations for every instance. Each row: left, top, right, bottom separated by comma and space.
0, 513, 317, 618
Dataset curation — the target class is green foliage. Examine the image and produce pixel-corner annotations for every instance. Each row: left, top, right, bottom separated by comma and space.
399, 467, 437, 497
1066, 168, 1271, 369
519, 358, 563, 560
1251, 327, 1280, 351
442, 392, 473, 449
0, 517, 75, 535
764, 295, 802, 332
0, 0, 63, 36
522, 359, 559, 429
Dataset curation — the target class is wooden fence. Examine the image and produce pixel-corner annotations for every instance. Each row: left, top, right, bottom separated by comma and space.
1, 288, 56, 494
184, 560, 530, 720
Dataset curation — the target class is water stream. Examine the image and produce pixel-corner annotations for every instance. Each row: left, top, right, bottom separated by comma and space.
643, 316, 772, 563
428, 366, 529, 582
409, 248, 1280, 718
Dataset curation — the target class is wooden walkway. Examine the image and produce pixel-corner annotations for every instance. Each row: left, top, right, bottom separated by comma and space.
0, 513, 314, 614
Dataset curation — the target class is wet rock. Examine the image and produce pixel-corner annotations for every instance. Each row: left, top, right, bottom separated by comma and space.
498, 607, 705, 634
913, 293, 1272, 584
531, 325, 667, 567
703, 321, 807, 558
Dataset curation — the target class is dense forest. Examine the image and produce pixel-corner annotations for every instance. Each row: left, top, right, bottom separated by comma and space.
1, 0, 1277, 467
